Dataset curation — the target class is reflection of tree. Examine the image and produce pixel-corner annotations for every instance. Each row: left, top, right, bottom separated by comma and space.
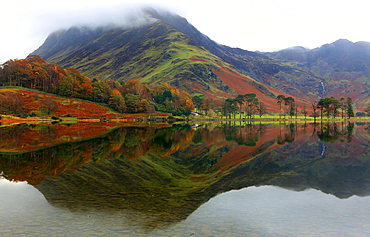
223, 123, 260, 146
192, 129, 203, 144
318, 122, 353, 143
277, 123, 296, 144
0, 124, 196, 185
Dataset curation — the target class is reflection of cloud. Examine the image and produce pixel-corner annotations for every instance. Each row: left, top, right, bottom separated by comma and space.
0, 178, 28, 187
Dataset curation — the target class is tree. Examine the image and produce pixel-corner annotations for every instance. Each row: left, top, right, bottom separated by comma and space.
339, 97, 346, 119
311, 101, 318, 122
235, 94, 245, 119
192, 96, 203, 112
276, 95, 286, 119
222, 99, 237, 119
245, 93, 257, 119
317, 99, 325, 120
257, 101, 267, 118
301, 104, 308, 119
249, 97, 259, 119
40, 97, 58, 115
295, 102, 298, 119
181, 97, 195, 114
145, 104, 156, 118
202, 98, 213, 116
125, 94, 140, 113
331, 97, 340, 118
366, 104, 370, 117
58, 75, 73, 97
109, 90, 126, 113
164, 97, 172, 109
347, 97, 354, 119
92, 80, 112, 103
138, 99, 150, 113
284, 97, 295, 119
0, 92, 24, 114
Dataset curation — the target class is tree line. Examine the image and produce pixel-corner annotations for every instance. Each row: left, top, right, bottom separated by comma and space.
214, 93, 356, 120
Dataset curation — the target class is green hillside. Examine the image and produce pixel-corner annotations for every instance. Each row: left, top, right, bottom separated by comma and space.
31, 8, 370, 110
33, 21, 232, 98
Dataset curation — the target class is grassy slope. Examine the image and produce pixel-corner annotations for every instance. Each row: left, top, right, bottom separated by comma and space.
40, 21, 303, 109
0, 87, 118, 119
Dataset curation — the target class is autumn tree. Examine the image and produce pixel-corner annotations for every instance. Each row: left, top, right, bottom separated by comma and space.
181, 97, 195, 115
92, 79, 112, 103
202, 98, 213, 116
125, 94, 140, 113
109, 89, 126, 113
138, 99, 150, 113
124, 79, 151, 100
0, 92, 24, 114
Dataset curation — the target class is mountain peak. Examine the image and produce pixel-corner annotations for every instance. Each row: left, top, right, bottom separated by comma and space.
332, 38, 353, 46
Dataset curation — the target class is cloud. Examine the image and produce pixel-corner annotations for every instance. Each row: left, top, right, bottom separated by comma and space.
0, 1, 179, 62
2, 0, 370, 63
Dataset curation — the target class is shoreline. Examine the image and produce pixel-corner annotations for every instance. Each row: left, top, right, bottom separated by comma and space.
2, 114, 370, 126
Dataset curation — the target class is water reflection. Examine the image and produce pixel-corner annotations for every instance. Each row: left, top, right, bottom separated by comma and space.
1, 121, 370, 233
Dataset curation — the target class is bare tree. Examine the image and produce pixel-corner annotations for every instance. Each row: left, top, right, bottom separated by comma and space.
257, 101, 267, 118
301, 104, 308, 119
40, 97, 58, 115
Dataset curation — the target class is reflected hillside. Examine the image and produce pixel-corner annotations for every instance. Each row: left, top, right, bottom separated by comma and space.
2, 122, 369, 230
0, 124, 191, 185
0, 122, 118, 153
205, 122, 370, 199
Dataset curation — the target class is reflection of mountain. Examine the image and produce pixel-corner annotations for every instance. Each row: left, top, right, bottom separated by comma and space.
0, 124, 192, 185
0, 123, 118, 153
206, 123, 370, 199
4, 122, 370, 229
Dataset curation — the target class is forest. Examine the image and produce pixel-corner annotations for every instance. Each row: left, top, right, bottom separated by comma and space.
0, 55, 194, 117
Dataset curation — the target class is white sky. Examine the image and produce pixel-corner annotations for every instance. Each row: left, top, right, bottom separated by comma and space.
1, 0, 370, 63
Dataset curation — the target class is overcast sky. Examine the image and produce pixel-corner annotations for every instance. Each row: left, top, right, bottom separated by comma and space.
1, 0, 370, 63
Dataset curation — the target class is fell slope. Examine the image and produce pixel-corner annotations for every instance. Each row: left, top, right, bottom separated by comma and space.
0, 88, 118, 119
31, 10, 302, 108
266, 39, 370, 110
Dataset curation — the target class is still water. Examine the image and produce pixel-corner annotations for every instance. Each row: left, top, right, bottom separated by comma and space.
1, 121, 370, 236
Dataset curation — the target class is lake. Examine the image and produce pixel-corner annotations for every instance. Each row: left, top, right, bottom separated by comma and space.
1, 121, 370, 236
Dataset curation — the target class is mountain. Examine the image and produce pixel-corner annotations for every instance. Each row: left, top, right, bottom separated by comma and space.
144, 12, 370, 108
265, 39, 370, 110
21, 122, 370, 229
30, 8, 304, 108
156, 11, 322, 101
30, 7, 370, 110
